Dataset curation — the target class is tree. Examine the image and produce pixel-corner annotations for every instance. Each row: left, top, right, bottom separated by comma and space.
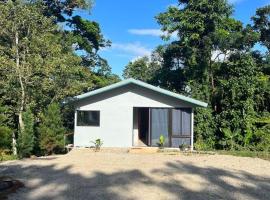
38, 0, 113, 75
156, 0, 258, 98
140, 0, 267, 150
38, 103, 65, 155
0, 1, 100, 151
40, 0, 92, 23
123, 57, 150, 81
17, 108, 34, 158
0, 0, 118, 157
215, 53, 259, 149
123, 47, 163, 82
252, 5, 270, 50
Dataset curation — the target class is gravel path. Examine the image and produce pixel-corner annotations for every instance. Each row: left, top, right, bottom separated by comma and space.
0, 149, 270, 200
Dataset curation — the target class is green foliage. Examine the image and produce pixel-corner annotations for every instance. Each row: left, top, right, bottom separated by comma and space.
0, 149, 17, 162
194, 108, 216, 150
158, 134, 165, 148
123, 57, 150, 81
17, 109, 35, 158
123, 52, 161, 82
91, 138, 103, 151
217, 150, 270, 161
0, 0, 117, 157
38, 103, 65, 155
253, 125, 270, 152
219, 128, 241, 150
252, 5, 270, 50
40, 0, 92, 22
124, 0, 270, 152
0, 101, 12, 149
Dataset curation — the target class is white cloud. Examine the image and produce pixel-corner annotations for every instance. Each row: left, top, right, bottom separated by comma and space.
228, 0, 245, 4
128, 29, 163, 37
111, 42, 152, 57
128, 29, 178, 39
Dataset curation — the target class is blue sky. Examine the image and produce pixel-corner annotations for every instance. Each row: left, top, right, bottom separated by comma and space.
76, 0, 270, 76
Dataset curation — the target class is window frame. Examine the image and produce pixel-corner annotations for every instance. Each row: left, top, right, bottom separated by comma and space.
171, 108, 191, 137
76, 110, 100, 127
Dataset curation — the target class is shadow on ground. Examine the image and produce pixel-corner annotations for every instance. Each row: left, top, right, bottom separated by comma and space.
0, 158, 269, 200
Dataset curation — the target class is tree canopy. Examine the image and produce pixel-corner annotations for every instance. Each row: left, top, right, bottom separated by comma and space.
0, 0, 119, 156
123, 0, 270, 151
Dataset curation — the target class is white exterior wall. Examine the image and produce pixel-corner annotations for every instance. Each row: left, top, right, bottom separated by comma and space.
74, 86, 193, 147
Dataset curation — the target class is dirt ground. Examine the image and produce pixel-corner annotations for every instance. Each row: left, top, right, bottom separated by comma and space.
0, 148, 269, 200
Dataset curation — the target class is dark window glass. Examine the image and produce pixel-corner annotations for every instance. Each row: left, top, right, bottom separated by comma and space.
172, 108, 191, 136
151, 109, 169, 147
181, 108, 191, 136
77, 111, 100, 126
172, 109, 181, 136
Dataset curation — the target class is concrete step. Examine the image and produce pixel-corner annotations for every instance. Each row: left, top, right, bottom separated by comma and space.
128, 147, 159, 154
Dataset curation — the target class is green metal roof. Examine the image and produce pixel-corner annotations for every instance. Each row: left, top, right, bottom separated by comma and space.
74, 78, 208, 107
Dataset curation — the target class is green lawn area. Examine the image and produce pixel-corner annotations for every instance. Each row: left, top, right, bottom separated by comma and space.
0, 151, 17, 162
216, 150, 270, 161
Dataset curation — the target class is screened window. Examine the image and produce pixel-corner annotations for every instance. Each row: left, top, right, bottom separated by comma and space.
151, 109, 169, 147
171, 108, 191, 136
77, 111, 100, 126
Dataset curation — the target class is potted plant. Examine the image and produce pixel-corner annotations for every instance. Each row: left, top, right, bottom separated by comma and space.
158, 134, 165, 149
179, 144, 189, 151
91, 139, 103, 152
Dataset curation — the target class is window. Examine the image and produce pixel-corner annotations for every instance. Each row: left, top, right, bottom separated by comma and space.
77, 111, 100, 126
171, 108, 191, 136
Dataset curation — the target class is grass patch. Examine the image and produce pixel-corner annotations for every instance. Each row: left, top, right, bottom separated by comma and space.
216, 150, 270, 161
0, 150, 17, 162
0, 154, 17, 162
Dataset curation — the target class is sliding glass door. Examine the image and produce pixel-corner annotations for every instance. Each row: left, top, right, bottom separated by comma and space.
150, 108, 192, 148
171, 108, 191, 148
150, 109, 169, 147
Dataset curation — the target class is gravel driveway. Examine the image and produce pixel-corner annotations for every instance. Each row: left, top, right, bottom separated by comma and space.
0, 149, 270, 200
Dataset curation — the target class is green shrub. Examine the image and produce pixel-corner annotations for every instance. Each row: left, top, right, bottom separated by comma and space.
194, 136, 213, 151
0, 149, 17, 161
17, 109, 35, 158
0, 101, 12, 149
38, 103, 65, 155
253, 124, 270, 152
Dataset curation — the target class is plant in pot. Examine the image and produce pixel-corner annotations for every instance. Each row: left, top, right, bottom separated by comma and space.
179, 143, 189, 151
158, 134, 165, 149
91, 139, 103, 152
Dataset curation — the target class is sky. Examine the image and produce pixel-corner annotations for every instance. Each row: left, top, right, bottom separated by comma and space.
75, 0, 270, 76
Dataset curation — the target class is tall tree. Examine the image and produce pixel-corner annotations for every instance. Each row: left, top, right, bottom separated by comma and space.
0, 1, 105, 155
156, 0, 258, 96
17, 108, 34, 158
123, 47, 163, 82
37, 0, 113, 75
0, 1, 56, 150
38, 103, 65, 155
123, 57, 150, 81
150, 0, 262, 150
252, 5, 270, 50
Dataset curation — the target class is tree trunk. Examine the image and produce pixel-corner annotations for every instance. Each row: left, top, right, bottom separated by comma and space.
209, 59, 217, 112
14, 30, 25, 156
12, 132, 17, 156
16, 31, 25, 133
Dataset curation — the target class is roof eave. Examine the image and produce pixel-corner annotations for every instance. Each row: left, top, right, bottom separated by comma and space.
73, 78, 208, 108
